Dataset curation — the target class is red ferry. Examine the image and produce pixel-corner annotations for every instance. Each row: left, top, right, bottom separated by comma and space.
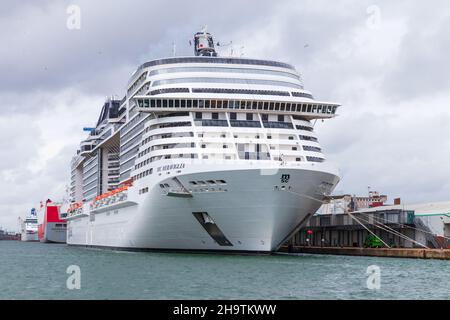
38, 200, 67, 243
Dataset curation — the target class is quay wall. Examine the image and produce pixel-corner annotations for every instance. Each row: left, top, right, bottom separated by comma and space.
280, 246, 450, 260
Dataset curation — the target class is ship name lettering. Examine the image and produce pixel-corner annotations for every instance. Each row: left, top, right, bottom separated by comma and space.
159, 163, 186, 172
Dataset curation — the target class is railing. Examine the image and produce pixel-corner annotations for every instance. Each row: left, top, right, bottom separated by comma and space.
230, 120, 261, 128
262, 121, 294, 129
194, 119, 228, 127
307, 210, 415, 228
238, 151, 271, 160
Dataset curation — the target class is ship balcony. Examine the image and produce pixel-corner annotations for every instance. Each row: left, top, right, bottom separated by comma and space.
194, 119, 229, 127
134, 96, 340, 120
148, 115, 192, 126
237, 151, 271, 160
79, 140, 98, 156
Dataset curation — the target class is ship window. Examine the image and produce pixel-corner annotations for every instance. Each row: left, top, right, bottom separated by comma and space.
216, 180, 227, 184
160, 184, 165, 188
292, 147, 297, 151
207, 180, 216, 185
164, 183, 170, 188
306, 156, 325, 163
212, 112, 219, 120
278, 115, 284, 122
262, 114, 268, 121
205, 100, 210, 108
269, 102, 275, 110
263, 102, 269, 110
150, 100, 156, 108
230, 112, 237, 120
246, 113, 253, 121
162, 100, 168, 108
190, 181, 197, 185
299, 135, 318, 142
152, 77, 302, 90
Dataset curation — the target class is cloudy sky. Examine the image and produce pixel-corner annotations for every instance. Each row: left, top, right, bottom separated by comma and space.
1, 0, 450, 230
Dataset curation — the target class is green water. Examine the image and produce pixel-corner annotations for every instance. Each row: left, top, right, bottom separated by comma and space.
0, 241, 448, 299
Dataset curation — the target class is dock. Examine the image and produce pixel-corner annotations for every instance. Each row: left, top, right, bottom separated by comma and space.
279, 246, 450, 260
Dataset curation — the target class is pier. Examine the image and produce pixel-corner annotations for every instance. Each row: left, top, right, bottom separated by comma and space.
283, 198, 450, 259
280, 246, 450, 260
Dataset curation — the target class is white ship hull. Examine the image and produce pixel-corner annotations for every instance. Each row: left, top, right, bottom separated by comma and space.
41, 222, 67, 243
21, 232, 38, 242
67, 163, 339, 252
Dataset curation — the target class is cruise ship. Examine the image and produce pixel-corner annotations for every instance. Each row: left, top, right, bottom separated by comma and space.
65, 30, 341, 253
20, 208, 39, 242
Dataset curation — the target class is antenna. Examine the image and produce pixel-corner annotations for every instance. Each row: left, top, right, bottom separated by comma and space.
172, 41, 176, 57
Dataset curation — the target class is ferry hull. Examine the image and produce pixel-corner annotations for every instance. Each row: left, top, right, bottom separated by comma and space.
67, 167, 339, 252
21, 232, 39, 242
40, 223, 67, 243
39, 204, 67, 243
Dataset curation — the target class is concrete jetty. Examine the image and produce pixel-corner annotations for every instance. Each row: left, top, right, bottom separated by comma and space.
280, 246, 450, 260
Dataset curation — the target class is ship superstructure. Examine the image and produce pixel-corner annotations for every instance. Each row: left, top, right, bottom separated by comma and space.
65, 30, 341, 252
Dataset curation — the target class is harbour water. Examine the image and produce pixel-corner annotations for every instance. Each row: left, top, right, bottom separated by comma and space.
0, 241, 448, 300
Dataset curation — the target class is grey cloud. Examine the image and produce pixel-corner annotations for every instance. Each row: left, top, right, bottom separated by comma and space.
1, 0, 450, 230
